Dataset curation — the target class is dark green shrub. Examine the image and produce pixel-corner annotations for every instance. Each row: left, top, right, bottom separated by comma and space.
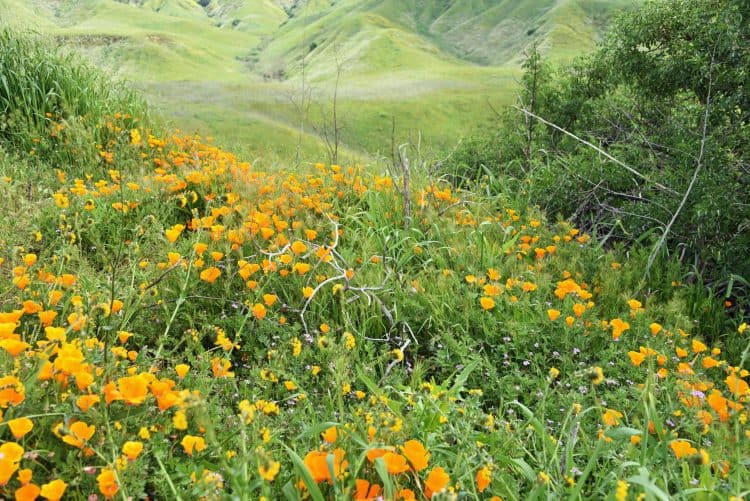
444, 0, 750, 341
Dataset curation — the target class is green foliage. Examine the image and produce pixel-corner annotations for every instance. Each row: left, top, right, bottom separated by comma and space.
0, 28, 151, 171
448, 0, 750, 340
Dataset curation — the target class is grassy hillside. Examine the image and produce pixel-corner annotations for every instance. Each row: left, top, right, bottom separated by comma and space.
0, 28, 747, 500
0, 0, 635, 162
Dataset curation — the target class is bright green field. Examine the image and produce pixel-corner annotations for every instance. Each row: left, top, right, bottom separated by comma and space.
1, 0, 633, 162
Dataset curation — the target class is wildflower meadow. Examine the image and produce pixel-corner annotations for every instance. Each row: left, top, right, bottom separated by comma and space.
0, 24, 748, 501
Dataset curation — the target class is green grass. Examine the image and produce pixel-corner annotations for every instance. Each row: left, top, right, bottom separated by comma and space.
0, 28, 152, 172
141, 63, 520, 162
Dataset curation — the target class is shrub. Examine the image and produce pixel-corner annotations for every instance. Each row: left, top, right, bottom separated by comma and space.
445, 0, 750, 339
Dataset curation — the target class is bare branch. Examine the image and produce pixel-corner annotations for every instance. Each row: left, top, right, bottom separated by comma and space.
398, 143, 412, 230
514, 106, 680, 196
645, 49, 716, 275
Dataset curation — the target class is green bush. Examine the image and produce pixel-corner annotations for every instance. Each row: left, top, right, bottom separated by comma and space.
446, 0, 750, 341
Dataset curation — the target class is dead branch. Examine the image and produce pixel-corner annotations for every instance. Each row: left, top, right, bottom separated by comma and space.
515, 106, 679, 196
645, 50, 715, 275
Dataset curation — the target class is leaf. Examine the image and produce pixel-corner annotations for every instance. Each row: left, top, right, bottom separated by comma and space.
626, 473, 671, 501
282, 445, 325, 501
511, 401, 546, 441
508, 457, 536, 483
357, 368, 403, 417
605, 427, 643, 441
374, 457, 395, 500
295, 421, 339, 442
282, 480, 300, 501
449, 358, 479, 394
326, 452, 341, 494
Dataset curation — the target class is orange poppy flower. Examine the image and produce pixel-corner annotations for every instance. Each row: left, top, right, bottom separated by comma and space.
97, 469, 119, 499
0, 442, 24, 463
669, 440, 697, 459
366, 447, 388, 463
628, 351, 646, 366
0, 339, 30, 357
382, 452, 409, 474
175, 364, 190, 378
304, 450, 330, 483
22, 300, 42, 314
165, 224, 185, 243
702, 356, 720, 369
321, 426, 337, 443
399, 488, 417, 500
14, 483, 40, 501
40, 479, 67, 501
572, 303, 586, 317
252, 303, 267, 320
117, 374, 150, 405
476, 466, 492, 493
401, 440, 429, 471
61, 421, 95, 448
122, 441, 144, 460
304, 449, 347, 484
66, 312, 86, 331
602, 409, 623, 427
291, 241, 307, 255
77, 394, 100, 412
259, 461, 280, 481
0, 375, 25, 407
424, 467, 450, 498
199, 267, 221, 283
7, 417, 33, 439
0, 457, 19, 486
726, 374, 749, 397
610, 318, 630, 340
692, 339, 708, 353
37, 310, 58, 327
181, 435, 206, 456
354, 479, 382, 500
0, 310, 23, 324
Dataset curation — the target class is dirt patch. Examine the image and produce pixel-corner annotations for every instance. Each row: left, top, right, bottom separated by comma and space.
54, 34, 130, 48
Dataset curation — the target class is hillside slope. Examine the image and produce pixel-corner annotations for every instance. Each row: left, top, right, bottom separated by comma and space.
0, 0, 635, 159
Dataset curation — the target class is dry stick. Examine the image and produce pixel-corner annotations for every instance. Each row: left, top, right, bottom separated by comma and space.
555, 155, 675, 217
390, 116, 397, 172
384, 339, 411, 377
437, 199, 474, 217
398, 143, 412, 230
514, 106, 679, 196
332, 45, 342, 165
645, 53, 714, 276
297, 213, 396, 336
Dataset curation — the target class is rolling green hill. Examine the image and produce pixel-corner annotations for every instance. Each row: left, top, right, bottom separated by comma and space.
0, 0, 636, 162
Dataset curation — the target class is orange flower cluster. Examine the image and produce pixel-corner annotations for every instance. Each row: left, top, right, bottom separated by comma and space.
303, 431, 454, 500
1, 121, 747, 499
